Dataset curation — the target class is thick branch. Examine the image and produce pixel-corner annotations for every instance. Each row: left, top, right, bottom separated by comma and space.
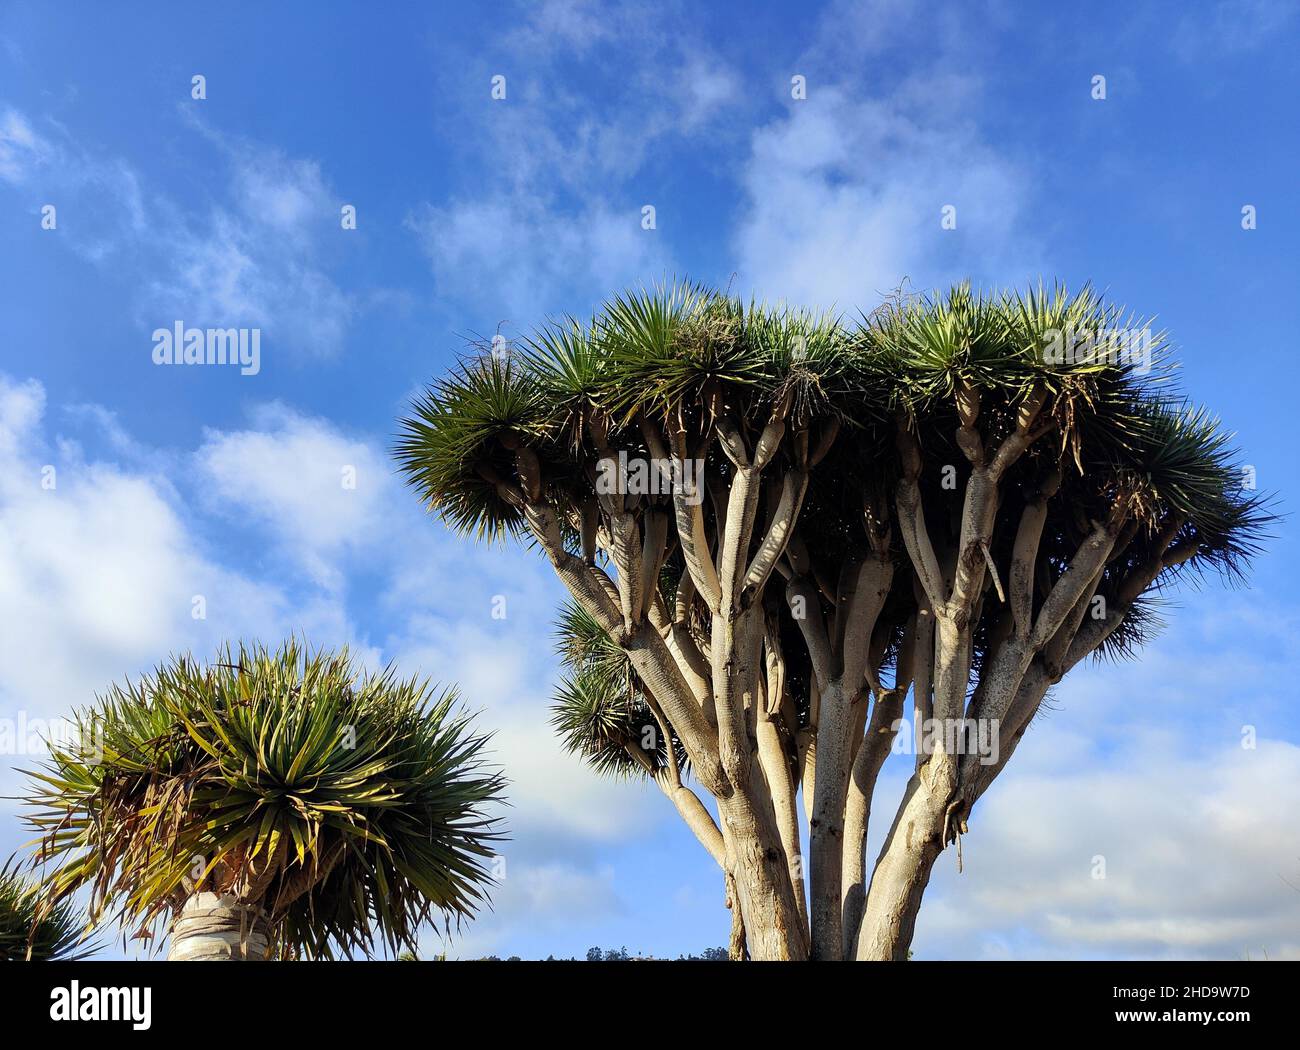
894, 420, 946, 613
743, 469, 808, 599
841, 686, 905, 956
655, 415, 723, 613
1009, 471, 1061, 639
786, 575, 833, 692
718, 468, 761, 616
523, 497, 726, 796
637, 508, 670, 622
1028, 522, 1117, 651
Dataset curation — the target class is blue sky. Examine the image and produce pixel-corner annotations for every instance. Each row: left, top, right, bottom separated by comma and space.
1, 0, 1298, 959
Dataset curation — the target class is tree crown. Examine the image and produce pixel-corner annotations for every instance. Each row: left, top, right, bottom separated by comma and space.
0, 856, 98, 961
396, 282, 1269, 771
24, 639, 505, 959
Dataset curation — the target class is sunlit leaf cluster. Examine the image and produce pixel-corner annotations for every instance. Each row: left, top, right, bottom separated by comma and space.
397, 280, 1272, 778
24, 639, 505, 959
0, 856, 97, 961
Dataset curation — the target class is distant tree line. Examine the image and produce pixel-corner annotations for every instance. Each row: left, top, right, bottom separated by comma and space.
399, 947, 730, 961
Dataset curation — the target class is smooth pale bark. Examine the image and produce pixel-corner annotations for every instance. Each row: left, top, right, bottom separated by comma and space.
498, 394, 1182, 964
757, 710, 808, 933
711, 605, 808, 960
716, 788, 807, 959
662, 779, 727, 867
759, 629, 808, 931
841, 688, 903, 957
854, 756, 953, 961
807, 677, 853, 959
807, 553, 892, 959
168, 892, 272, 961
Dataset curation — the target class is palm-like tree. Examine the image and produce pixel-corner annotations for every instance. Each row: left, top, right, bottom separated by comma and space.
395, 281, 1269, 960
23, 639, 505, 960
0, 857, 97, 960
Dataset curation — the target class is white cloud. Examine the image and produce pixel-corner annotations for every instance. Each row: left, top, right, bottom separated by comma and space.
0, 374, 311, 742
724, 0, 1039, 312
387, 616, 660, 845
144, 127, 354, 355
733, 83, 1037, 311
0, 102, 355, 354
407, 197, 670, 326
428, 861, 623, 959
194, 403, 392, 588
501, 0, 621, 57
230, 149, 332, 235
0, 107, 46, 181
671, 49, 742, 133
896, 591, 1300, 960
0, 106, 146, 259
409, 2, 745, 324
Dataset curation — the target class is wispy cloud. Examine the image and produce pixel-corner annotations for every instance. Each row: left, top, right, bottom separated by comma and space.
145, 118, 356, 353
0, 105, 145, 259
406, 197, 669, 329
0, 374, 319, 738
0, 107, 47, 181
194, 403, 390, 589
0, 102, 356, 354
732, 3, 1040, 310
1171, 0, 1298, 61
407, 0, 745, 325
899, 589, 1300, 960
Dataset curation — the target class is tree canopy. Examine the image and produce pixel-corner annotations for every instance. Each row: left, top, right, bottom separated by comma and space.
396, 281, 1269, 960
23, 639, 505, 960
0, 857, 98, 961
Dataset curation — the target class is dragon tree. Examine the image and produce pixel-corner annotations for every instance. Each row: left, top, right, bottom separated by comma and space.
396, 282, 1267, 961
23, 640, 504, 960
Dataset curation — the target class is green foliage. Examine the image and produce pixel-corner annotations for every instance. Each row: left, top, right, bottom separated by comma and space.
584, 945, 729, 961
396, 279, 1273, 778
687, 946, 730, 961
549, 600, 689, 780
0, 857, 98, 960
23, 639, 505, 960
398, 279, 1264, 552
